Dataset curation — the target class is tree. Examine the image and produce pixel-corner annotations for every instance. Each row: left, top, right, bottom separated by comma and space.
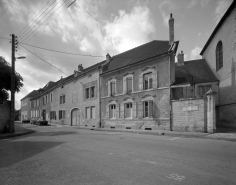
0, 57, 23, 101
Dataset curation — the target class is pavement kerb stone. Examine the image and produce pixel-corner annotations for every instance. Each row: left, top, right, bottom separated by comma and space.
0, 129, 35, 140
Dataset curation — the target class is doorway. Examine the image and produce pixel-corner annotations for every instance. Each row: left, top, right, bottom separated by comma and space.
42, 110, 46, 120
71, 108, 80, 126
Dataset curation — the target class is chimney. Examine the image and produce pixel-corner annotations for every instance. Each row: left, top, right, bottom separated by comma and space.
177, 51, 184, 66
169, 13, 174, 45
106, 53, 111, 63
78, 64, 83, 73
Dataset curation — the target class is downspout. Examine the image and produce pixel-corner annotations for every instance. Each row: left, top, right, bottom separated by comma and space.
98, 66, 102, 128
169, 52, 172, 131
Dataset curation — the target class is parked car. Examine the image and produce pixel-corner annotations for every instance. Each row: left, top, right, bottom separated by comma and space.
33, 117, 48, 126
22, 119, 30, 123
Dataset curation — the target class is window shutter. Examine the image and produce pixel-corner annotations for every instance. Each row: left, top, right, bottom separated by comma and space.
149, 100, 153, 118
123, 78, 126, 93
108, 82, 110, 96
138, 75, 143, 91
120, 104, 124, 119
106, 105, 109, 118
138, 102, 143, 118
132, 102, 136, 119
116, 104, 120, 119
152, 71, 158, 88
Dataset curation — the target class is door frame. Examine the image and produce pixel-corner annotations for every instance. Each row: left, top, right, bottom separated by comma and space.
70, 107, 80, 126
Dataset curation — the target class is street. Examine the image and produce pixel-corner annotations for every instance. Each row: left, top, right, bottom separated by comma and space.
0, 124, 236, 185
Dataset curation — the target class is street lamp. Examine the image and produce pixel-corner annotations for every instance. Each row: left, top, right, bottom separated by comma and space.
10, 55, 26, 133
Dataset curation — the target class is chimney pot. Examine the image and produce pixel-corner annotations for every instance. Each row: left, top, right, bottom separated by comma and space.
78, 64, 83, 72
106, 53, 111, 63
177, 51, 184, 66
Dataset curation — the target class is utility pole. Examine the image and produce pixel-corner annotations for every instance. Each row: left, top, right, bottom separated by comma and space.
10, 34, 17, 133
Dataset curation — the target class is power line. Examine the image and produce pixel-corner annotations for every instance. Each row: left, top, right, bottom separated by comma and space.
19, 42, 104, 57
20, 0, 68, 43
0, 36, 11, 41
17, 0, 52, 37
19, 43, 69, 76
19, 0, 64, 42
32, 0, 76, 39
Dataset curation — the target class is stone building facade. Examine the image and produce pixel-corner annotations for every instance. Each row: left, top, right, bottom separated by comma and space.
200, 1, 236, 128
100, 14, 178, 130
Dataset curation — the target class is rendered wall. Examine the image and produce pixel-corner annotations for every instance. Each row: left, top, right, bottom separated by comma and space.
202, 6, 236, 127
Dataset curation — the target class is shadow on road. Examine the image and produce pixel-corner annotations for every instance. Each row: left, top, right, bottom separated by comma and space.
0, 141, 64, 169
32, 131, 78, 137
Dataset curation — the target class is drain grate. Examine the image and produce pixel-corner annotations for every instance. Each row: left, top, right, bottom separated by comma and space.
145, 128, 152, 130
110, 126, 115, 129
126, 127, 131, 129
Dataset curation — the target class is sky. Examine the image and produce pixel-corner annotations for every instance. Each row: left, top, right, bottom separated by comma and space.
0, 0, 233, 109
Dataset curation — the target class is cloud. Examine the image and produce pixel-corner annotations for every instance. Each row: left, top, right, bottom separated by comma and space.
214, 0, 232, 23
158, 0, 176, 27
190, 46, 202, 60
188, 0, 211, 8
103, 6, 155, 53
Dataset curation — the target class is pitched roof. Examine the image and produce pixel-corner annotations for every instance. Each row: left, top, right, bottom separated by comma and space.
200, 1, 235, 55
172, 59, 218, 86
102, 40, 171, 73
20, 90, 40, 101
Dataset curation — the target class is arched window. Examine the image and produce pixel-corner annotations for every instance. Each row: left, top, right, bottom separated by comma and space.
216, 41, 223, 70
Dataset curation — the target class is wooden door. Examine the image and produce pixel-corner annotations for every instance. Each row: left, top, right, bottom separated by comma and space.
72, 109, 79, 126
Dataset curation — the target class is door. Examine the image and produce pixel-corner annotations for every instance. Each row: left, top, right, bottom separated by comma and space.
71, 108, 79, 126
43, 110, 46, 120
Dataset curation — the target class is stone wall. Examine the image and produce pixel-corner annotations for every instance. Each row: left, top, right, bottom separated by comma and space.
0, 101, 11, 133
172, 98, 207, 132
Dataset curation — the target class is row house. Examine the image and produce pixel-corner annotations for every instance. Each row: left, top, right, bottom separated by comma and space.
29, 62, 104, 127
100, 14, 178, 130
20, 90, 39, 121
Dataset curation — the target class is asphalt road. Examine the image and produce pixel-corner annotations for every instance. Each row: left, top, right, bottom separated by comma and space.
0, 124, 236, 185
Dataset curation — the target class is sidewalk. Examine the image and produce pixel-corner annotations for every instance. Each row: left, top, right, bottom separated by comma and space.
77, 126, 236, 141
0, 122, 35, 140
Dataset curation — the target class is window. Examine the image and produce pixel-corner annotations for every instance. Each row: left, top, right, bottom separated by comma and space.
50, 93, 53, 102
126, 77, 132, 93
216, 41, 223, 70
85, 106, 95, 119
50, 111, 56, 120
91, 86, 95, 98
109, 104, 116, 118
59, 110, 65, 119
143, 73, 153, 90
85, 86, 95, 99
125, 103, 132, 118
46, 95, 48, 104
110, 81, 116, 96
85, 88, 90, 99
198, 85, 211, 96
143, 101, 153, 118
60, 95, 65, 104
86, 107, 90, 119
91, 106, 95, 119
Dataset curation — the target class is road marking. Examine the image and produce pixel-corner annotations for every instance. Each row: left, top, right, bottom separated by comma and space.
166, 174, 185, 181
169, 137, 180, 140
109, 153, 113, 155
147, 161, 156, 164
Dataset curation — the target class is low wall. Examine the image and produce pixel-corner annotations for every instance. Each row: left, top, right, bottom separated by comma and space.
172, 98, 207, 132
102, 119, 170, 130
0, 101, 11, 133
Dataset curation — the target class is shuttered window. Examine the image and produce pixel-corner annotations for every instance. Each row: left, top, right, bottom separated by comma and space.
110, 81, 116, 96
109, 104, 116, 118
126, 77, 132, 93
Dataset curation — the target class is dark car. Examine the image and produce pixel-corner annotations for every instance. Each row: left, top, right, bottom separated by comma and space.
36, 120, 48, 126
22, 119, 30, 123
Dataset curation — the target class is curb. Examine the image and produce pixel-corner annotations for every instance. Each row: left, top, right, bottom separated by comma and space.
0, 129, 35, 140
76, 127, 210, 139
